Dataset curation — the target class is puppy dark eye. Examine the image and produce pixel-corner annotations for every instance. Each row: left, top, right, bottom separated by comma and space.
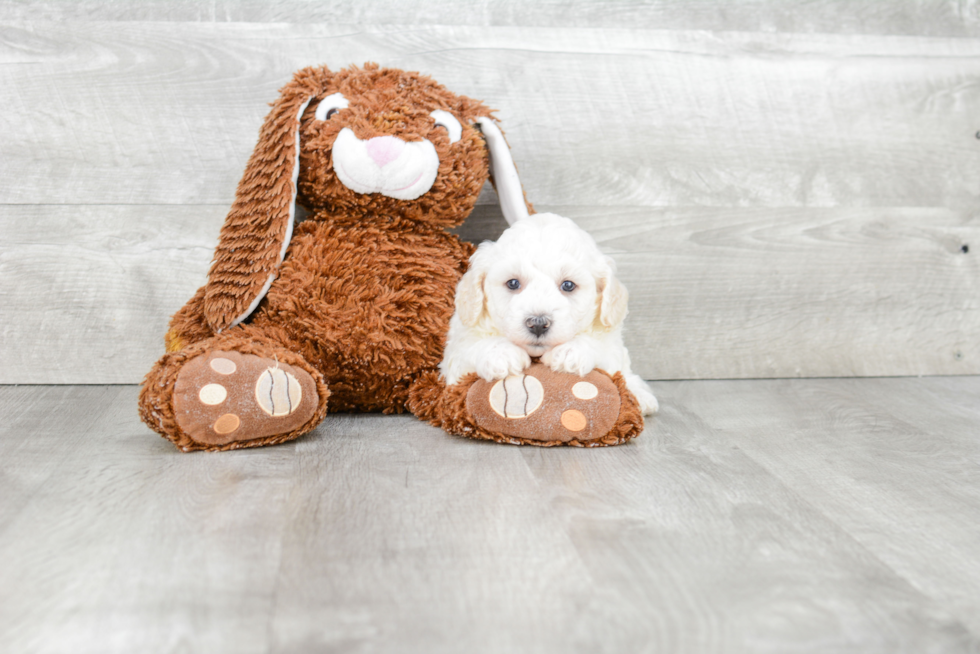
506, 279, 521, 291
561, 280, 576, 292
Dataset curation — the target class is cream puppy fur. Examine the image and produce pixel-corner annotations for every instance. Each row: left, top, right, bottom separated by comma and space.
440, 213, 658, 415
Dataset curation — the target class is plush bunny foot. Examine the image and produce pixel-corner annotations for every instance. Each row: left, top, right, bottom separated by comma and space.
172, 351, 318, 448
448, 363, 644, 447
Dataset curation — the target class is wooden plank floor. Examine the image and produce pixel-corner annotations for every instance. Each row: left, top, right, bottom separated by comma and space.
2, 378, 978, 653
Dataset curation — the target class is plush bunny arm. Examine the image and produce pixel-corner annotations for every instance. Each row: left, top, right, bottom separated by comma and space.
203, 89, 313, 332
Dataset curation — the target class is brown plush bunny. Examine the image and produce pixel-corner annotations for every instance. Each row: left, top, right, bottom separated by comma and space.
138, 63, 644, 451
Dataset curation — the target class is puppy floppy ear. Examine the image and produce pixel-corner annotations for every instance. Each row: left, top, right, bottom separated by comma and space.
597, 258, 629, 330
456, 243, 494, 327
475, 117, 534, 226
203, 67, 330, 332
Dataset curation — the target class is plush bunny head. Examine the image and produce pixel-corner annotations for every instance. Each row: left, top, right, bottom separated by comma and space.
298, 64, 493, 227
203, 63, 529, 332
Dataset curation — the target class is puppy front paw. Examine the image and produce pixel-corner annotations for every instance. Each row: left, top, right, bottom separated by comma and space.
626, 374, 659, 415
543, 341, 596, 377
473, 341, 532, 382
633, 387, 659, 415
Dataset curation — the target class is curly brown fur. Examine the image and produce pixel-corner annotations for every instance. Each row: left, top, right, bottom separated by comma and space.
249, 218, 476, 413
165, 285, 211, 352
202, 74, 323, 332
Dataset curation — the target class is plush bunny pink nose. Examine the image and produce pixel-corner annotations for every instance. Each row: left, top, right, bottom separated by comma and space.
365, 136, 405, 168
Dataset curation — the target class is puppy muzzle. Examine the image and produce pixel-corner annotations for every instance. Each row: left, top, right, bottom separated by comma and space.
524, 315, 552, 337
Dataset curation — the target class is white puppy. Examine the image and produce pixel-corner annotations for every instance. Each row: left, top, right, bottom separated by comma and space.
440, 213, 658, 415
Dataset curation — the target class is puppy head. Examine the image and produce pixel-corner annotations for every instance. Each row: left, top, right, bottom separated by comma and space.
457, 213, 628, 356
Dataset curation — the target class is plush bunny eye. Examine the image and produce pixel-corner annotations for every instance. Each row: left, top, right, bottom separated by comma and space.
430, 109, 462, 144
315, 93, 349, 121
506, 279, 521, 291
560, 280, 576, 292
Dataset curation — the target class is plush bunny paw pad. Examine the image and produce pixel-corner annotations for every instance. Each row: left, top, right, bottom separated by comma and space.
172, 351, 317, 446
466, 363, 621, 443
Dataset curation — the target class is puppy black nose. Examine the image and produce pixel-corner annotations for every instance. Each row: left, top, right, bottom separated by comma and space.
525, 315, 551, 337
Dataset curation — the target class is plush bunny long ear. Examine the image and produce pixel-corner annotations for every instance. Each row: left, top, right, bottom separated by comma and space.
202, 84, 317, 332
476, 117, 531, 226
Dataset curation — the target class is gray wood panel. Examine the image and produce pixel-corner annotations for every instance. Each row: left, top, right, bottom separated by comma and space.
582, 205, 980, 379
2, 379, 979, 653
0, 205, 223, 384
4, 203, 976, 383
2, 0, 978, 37
672, 375, 980, 635
2, 19, 979, 383
1, 23, 978, 209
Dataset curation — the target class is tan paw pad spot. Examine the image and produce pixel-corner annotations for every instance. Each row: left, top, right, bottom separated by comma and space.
561, 409, 587, 432
255, 367, 303, 417
489, 374, 544, 419
571, 381, 598, 400
209, 357, 237, 375
213, 413, 241, 435
198, 383, 227, 405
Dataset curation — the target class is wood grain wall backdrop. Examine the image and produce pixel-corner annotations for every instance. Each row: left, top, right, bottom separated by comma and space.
2, 1, 979, 35
0, 13, 978, 383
